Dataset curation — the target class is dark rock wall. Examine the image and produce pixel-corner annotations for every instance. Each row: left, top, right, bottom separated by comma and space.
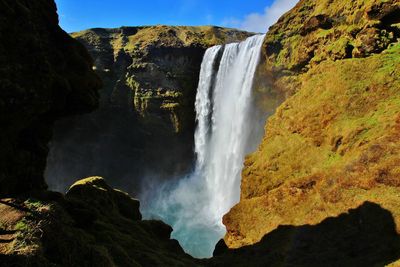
0, 0, 101, 196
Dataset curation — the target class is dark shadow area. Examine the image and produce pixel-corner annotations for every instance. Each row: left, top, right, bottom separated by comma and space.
0, 0, 101, 197
2, 199, 400, 266
210, 202, 400, 267
0, 255, 55, 267
0, 181, 198, 267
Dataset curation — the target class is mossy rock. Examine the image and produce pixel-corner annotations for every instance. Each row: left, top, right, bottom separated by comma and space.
262, 0, 399, 91
66, 177, 142, 221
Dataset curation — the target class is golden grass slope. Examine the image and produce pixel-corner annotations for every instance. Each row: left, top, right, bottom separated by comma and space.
224, 42, 400, 248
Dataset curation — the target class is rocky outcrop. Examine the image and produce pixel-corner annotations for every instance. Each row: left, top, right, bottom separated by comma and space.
0, 0, 101, 196
0, 178, 200, 266
66, 176, 142, 221
46, 26, 252, 194
223, 1, 400, 264
263, 0, 399, 76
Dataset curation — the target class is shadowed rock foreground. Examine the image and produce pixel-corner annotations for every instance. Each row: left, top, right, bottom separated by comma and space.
0, 0, 101, 196
2, 178, 400, 267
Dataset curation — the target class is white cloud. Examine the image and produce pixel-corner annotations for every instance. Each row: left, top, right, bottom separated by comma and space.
223, 0, 299, 33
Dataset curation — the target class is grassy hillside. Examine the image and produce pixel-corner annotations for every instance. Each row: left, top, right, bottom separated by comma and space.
223, 0, 400, 258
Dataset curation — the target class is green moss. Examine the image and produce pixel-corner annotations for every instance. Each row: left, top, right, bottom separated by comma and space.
25, 199, 45, 210
126, 76, 140, 91
264, 0, 399, 77
15, 219, 29, 231
315, 28, 334, 38
69, 176, 105, 188
323, 152, 343, 168
328, 37, 351, 55
248, 39, 399, 195
161, 102, 179, 109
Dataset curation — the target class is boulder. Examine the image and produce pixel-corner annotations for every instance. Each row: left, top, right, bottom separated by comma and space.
66, 177, 142, 221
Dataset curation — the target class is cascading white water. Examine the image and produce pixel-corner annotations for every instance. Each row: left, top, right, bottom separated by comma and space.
142, 34, 265, 258
194, 45, 223, 170
199, 35, 265, 222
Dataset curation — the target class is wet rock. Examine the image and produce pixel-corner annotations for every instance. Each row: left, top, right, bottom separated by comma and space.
213, 239, 229, 257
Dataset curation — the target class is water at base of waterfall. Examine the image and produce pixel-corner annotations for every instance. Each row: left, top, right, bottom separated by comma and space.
141, 34, 266, 258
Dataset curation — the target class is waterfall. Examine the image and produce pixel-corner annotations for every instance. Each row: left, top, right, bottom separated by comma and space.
142, 34, 265, 258
197, 35, 265, 221
194, 45, 223, 170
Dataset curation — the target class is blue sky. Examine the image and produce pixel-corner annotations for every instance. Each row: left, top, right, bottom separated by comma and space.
55, 0, 298, 33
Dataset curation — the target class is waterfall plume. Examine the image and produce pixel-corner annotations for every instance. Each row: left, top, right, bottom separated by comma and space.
141, 34, 266, 258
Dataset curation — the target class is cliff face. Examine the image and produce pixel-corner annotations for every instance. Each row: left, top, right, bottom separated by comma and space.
0, 0, 101, 196
46, 26, 252, 194
224, 0, 400, 256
